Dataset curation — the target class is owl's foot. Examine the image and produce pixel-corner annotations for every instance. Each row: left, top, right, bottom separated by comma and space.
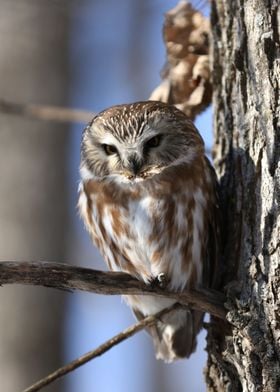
157, 272, 168, 288
148, 273, 168, 289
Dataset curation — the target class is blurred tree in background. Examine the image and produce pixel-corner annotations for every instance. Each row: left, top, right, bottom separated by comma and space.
0, 1, 70, 391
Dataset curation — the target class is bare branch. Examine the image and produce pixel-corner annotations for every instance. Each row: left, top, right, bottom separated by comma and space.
0, 98, 94, 124
0, 98, 212, 155
22, 303, 180, 392
0, 261, 226, 319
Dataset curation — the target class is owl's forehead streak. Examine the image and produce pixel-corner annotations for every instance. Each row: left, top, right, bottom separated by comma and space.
89, 101, 194, 145
95, 112, 149, 143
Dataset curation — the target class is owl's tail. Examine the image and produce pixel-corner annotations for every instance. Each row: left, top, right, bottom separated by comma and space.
148, 306, 203, 362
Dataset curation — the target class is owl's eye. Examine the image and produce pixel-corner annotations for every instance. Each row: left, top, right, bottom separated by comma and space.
102, 144, 118, 156
145, 135, 162, 149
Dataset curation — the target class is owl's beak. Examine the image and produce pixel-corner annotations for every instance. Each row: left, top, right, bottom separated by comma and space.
127, 154, 142, 176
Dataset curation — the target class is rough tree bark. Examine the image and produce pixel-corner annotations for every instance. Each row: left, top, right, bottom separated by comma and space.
206, 1, 280, 391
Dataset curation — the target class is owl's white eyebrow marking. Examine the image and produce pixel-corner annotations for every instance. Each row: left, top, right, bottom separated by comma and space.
101, 134, 119, 145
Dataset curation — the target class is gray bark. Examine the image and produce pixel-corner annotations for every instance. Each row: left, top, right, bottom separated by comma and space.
0, 1, 69, 391
207, 0, 280, 391
0, 261, 226, 319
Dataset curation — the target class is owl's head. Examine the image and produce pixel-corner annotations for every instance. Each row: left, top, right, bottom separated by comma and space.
80, 101, 205, 181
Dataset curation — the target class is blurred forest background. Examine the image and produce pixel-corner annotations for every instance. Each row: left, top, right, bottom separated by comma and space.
0, 1, 212, 391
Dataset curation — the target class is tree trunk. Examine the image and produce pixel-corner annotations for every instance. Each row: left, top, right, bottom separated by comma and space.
0, 1, 69, 391
206, 0, 280, 391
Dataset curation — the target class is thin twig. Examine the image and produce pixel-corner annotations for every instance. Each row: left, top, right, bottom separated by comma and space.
22, 303, 180, 392
0, 98, 94, 124
0, 261, 226, 319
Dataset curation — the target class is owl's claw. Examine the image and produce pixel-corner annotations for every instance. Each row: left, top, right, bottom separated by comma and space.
147, 273, 168, 289
148, 273, 168, 289
157, 273, 167, 289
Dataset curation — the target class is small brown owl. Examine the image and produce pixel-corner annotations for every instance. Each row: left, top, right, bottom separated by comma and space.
78, 101, 220, 362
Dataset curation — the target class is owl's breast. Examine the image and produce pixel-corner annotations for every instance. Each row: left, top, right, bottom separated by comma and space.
79, 172, 208, 290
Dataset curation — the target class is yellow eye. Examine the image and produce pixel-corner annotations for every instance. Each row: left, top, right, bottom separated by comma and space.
146, 135, 161, 149
102, 144, 118, 155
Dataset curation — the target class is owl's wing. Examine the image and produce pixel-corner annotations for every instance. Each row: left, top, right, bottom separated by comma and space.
203, 158, 222, 290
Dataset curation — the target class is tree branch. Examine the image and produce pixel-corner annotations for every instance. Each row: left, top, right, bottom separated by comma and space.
0, 261, 226, 319
0, 98, 94, 124
22, 303, 180, 392
0, 98, 212, 154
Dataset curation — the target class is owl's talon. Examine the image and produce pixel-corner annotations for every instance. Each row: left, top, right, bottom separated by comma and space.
147, 274, 167, 289
157, 273, 167, 289
147, 277, 157, 288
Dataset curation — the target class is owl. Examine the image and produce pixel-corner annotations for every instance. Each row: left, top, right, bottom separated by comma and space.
78, 101, 220, 362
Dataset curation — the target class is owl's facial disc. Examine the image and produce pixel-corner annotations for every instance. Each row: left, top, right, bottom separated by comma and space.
125, 153, 143, 177
81, 101, 205, 182
97, 131, 164, 181
102, 142, 149, 180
